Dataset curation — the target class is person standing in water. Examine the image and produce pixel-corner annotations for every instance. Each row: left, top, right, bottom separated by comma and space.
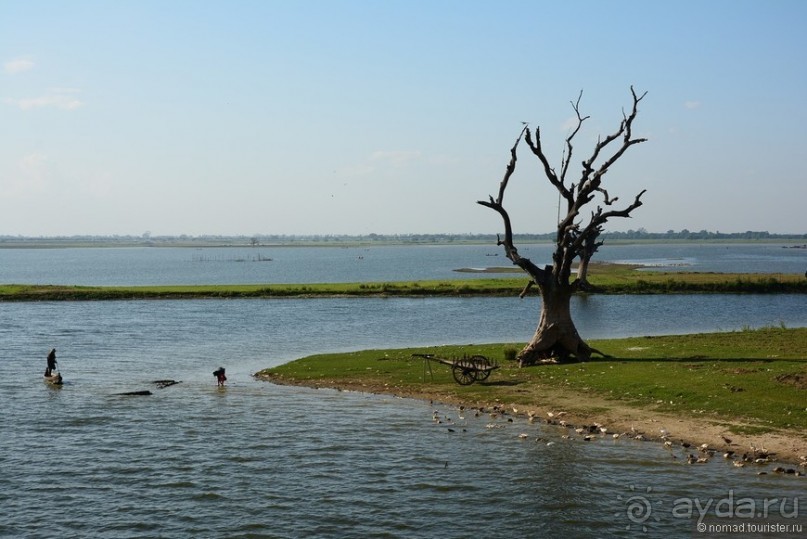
213, 367, 226, 387
45, 348, 57, 376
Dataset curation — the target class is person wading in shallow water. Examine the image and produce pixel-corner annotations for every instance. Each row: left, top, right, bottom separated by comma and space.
213, 367, 227, 387
45, 348, 57, 376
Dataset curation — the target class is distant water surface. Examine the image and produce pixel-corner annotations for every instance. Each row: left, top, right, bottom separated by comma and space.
0, 242, 805, 286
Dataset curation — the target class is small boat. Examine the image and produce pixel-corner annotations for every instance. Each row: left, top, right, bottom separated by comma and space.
44, 372, 63, 385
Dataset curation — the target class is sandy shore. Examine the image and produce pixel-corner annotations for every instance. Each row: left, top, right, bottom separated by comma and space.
258, 373, 807, 470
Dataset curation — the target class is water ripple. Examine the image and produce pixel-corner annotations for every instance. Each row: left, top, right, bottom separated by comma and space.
2, 298, 805, 538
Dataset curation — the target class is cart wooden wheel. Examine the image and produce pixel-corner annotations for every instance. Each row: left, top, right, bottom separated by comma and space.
452, 359, 477, 385
471, 355, 492, 381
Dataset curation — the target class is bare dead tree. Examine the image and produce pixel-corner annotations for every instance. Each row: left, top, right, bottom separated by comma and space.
576, 228, 604, 291
478, 87, 648, 365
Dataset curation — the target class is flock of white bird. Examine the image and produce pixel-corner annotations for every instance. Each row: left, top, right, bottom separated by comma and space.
430, 403, 806, 476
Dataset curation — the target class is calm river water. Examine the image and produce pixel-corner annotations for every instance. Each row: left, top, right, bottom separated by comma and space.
1, 241, 805, 285
1, 244, 805, 537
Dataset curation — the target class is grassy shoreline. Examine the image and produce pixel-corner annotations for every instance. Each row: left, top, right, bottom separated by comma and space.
256, 328, 807, 466
2, 263, 806, 301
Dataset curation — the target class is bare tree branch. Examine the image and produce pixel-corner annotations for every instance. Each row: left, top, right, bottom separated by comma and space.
560, 90, 589, 185
524, 128, 573, 205
519, 280, 536, 299
573, 189, 647, 254
477, 126, 547, 283
578, 86, 647, 199
596, 187, 618, 205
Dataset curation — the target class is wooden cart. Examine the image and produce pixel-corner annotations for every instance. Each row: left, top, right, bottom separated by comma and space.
413, 353, 498, 385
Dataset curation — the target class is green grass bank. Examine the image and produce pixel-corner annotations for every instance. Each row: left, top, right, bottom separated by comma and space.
2, 264, 806, 301
256, 327, 807, 464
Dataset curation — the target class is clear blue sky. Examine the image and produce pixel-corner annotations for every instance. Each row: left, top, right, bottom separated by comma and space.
2, 0, 806, 236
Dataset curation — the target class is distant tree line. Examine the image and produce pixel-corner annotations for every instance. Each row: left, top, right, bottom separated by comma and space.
0, 229, 805, 247
600, 229, 807, 241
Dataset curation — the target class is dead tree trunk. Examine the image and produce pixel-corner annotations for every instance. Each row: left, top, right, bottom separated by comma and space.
576, 232, 603, 291
479, 87, 648, 365
520, 280, 592, 364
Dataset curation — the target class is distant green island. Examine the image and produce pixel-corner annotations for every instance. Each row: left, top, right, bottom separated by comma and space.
2, 263, 805, 301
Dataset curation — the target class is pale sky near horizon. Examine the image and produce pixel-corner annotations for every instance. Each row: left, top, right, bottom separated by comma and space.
2, 0, 806, 237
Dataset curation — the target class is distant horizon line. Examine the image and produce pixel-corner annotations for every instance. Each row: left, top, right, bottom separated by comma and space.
1, 230, 806, 241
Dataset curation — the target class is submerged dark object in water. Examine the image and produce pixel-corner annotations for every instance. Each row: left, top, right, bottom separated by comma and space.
117, 390, 152, 396
152, 380, 181, 389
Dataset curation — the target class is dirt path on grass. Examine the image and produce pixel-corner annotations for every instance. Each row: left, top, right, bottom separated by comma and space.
258, 373, 807, 469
